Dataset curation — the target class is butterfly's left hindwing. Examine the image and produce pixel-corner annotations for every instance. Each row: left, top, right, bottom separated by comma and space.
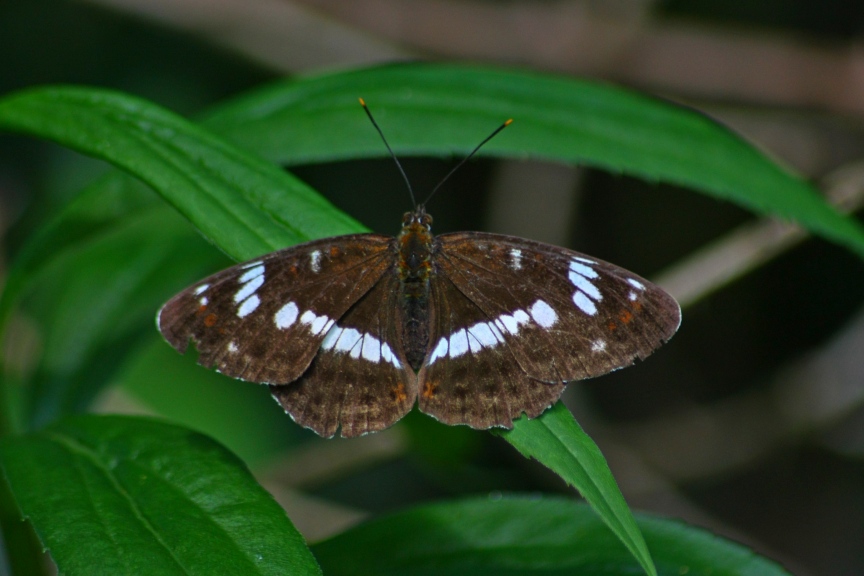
418, 274, 565, 429
157, 234, 392, 385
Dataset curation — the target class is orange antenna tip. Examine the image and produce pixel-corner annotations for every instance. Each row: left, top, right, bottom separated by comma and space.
504, 118, 513, 126
359, 97, 367, 107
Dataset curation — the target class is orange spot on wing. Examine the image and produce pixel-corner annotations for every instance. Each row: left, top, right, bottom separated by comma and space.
204, 313, 218, 327
422, 381, 439, 399
607, 321, 617, 332
197, 304, 207, 313
329, 246, 341, 258
619, 310, 633, 324
391, 382, 407, 403
632, 301, 643, 312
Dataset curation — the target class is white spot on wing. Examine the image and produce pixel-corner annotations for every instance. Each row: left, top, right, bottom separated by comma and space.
499, 314, 519, 334
239, 264, 264, 283
237, 294, 260, 318
275, 302, 299, 329
628, 291, 638, 301
323, 326, 402, 367
298, 309, 330, 334
335, 328, 362, 353
591, 339, 607, 352
433, 320, 511, 364
429, 337, 448, 364
228, 341, 238, 353
349, 340, 362, 359
361, 334, 381, 363
310, 314, 330, 335
468, 322, 498, 347
509, 248, 523, 270
569, 260, 598, 279
381, 343, 402, 368
467, 330, 483, 354
449, 329, 469, 358
381, 342, 393, 362
321, 325, 342, 349
627, 278, 645, 291
240, 260, 263, 270
234, 275, 264, 303
193, 284, 209, 295
530, 300, 558, 328
199, 296, 208, 306
499, 310, 530, 335
573, 291, 597, 316
310, 250, 322, 273
513, 309, 530, 324
569, 270, 602, 301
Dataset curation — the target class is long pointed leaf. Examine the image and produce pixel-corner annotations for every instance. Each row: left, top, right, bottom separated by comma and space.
205, 63, 864, 260
498, 402, 656, 575
313, 495, 792, 576
0, 86, 363, 262
0, 415, 322, 576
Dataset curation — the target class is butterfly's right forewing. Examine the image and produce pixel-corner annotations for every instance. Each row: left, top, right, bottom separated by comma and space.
158, 234, 392, 385
433, 232, 680, 384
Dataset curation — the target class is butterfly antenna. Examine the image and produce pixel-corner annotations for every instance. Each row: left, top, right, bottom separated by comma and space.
421, 118, 512, 207
359, 98, 417, 208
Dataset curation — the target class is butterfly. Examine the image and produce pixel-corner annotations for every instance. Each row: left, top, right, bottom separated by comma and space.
157, 103, 681, 438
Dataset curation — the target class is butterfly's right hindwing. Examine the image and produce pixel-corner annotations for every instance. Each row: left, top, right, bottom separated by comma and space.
270, 274, 417, 438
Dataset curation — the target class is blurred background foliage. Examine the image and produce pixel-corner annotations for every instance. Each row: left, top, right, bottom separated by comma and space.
1, 1, 863, 575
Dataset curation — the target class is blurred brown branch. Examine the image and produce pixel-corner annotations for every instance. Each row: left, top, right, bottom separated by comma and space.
607, 161, 864, 480
86, 0, 864, 117
298, 0, 864, 117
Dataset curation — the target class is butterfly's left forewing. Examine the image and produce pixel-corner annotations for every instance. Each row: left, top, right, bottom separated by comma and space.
429, 232, 679, 405
158, 234, 392, 385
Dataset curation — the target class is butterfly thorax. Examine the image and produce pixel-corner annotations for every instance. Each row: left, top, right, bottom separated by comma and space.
395, 208, 435, 371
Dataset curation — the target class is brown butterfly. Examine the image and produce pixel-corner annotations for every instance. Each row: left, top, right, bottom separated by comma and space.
158, 102, 680, 438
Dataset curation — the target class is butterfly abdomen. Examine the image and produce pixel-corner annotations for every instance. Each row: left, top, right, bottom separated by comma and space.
397, 209, 435, 371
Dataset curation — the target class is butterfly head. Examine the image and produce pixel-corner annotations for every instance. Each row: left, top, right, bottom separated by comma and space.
401, 205, 433, 230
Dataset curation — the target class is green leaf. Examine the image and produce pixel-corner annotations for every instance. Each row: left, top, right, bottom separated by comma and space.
312, 495, 791, 576
0, 415, 322, 576
0, 172, 157, 335
10, 200, 225, 429
497, 402, 656, 575
118, 336, 309, 466
205, 63, 864, 260
0, 86, 364, 262
0, 174, 308, 459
